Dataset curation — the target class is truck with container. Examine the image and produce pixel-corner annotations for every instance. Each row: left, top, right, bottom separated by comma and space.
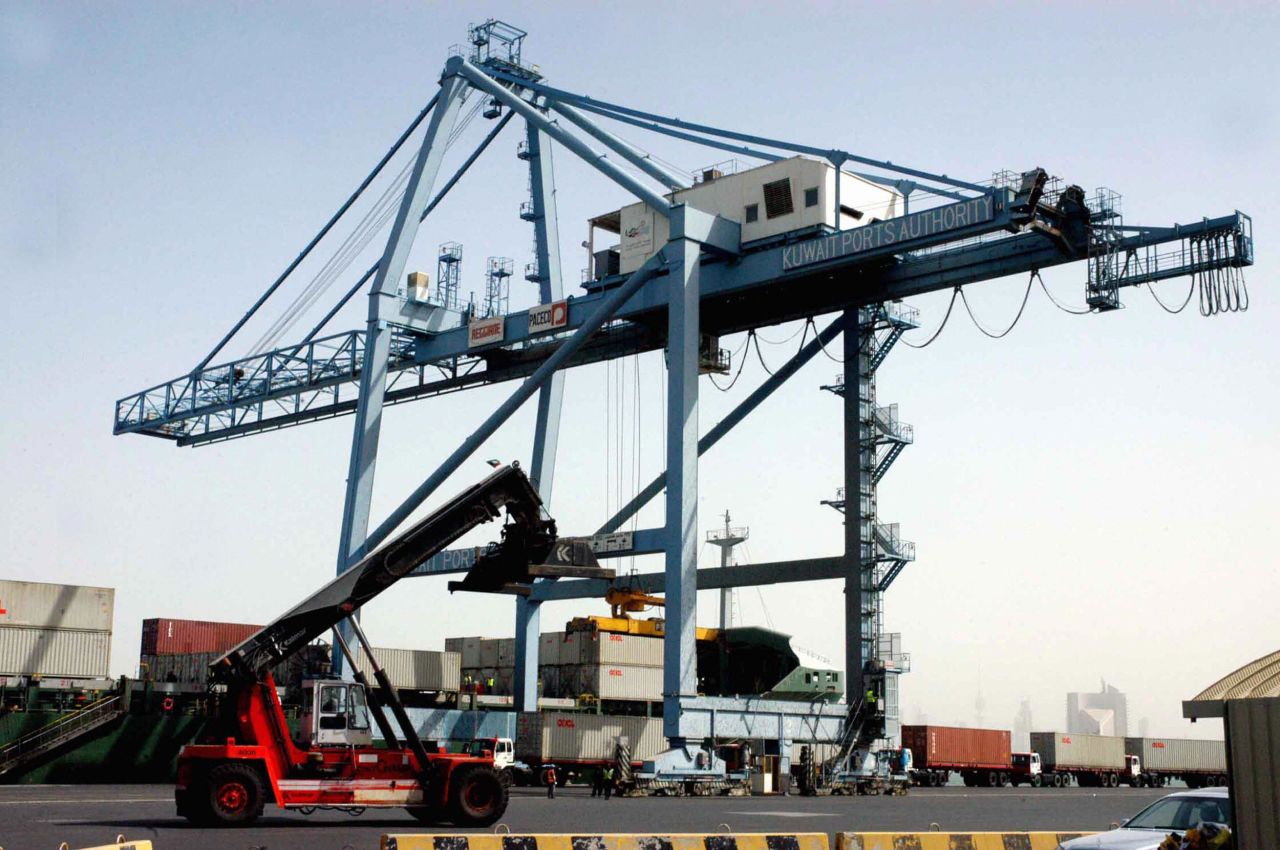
512, 711, 664, 788
1125, 737, 1227, 788
902, 724, 1016, 787
173, 465, 597, 826
1027, 731, 1140, 787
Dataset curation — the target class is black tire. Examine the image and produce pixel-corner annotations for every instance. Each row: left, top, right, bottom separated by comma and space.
986, 770, 999, 787
1052, 773, 1064, 788
448, 765, 509, 827
1030, 774, 1043, 788
202, 763, 264, 826
998, 771, 1009, 787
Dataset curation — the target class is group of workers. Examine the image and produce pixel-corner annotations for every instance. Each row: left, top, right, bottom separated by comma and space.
543, 765, 617, 799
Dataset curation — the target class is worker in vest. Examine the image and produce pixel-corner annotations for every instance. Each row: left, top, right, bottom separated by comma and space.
603, 765, 615, 799
545, 765, 557, 798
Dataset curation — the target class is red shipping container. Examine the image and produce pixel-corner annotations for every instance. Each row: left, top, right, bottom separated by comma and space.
902, 725, 1012, 770
140, 618, 261, 656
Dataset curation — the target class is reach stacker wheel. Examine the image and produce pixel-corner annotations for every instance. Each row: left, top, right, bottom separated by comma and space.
448, 764, 509, 827
198, 763, 265, 827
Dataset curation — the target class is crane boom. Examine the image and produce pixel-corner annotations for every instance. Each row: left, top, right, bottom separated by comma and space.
211, 463, 553, 683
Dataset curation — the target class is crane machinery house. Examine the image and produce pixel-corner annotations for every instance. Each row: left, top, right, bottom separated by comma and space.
590, 157, 905, 278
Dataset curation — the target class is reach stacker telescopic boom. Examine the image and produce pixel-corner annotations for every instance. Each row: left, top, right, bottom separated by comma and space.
175, 463, 606, 827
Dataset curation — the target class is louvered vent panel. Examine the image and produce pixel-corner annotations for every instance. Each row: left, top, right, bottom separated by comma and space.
762, 178, 794, 219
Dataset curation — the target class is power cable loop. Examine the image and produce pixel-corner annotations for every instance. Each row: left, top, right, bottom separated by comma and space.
810, 317, 843, 363
708, 332, 753, 392
1035, 269, 1091, 315
960, 271, 1034, 339
902, 286, 961, 349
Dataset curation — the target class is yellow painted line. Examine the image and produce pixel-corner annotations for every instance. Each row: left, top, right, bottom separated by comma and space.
836, 833, 1091, 850
69, 843, 153, 850
382, 834, 831, 850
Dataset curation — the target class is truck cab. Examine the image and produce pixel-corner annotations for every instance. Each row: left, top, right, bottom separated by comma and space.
1011, 751, 1043, 787
297, 679, 373, 748
466, 737, 516, 772
1126, 754, 1141, 783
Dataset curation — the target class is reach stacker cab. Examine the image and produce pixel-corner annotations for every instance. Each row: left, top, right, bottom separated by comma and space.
174, 464, 609, 827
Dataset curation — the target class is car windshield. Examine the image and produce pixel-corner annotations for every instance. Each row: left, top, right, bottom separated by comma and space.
1126, 796, 1232, 830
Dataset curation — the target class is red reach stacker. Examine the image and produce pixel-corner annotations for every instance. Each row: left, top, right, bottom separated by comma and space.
174, 464, 607, 827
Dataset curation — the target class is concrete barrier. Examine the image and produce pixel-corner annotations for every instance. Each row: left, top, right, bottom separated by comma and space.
382, 834, 831, 850
836, 834, 1088, 850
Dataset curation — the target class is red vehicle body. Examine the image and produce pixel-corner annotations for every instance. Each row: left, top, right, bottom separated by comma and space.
174, 465, 584, 827
175, 676, 505, 825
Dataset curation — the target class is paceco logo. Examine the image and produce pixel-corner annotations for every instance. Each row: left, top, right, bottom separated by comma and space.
609, 635, 623, 642
608, 669, 623, 677
1062, 737, 1072, 744
1153, 741, 1167, 748
556, 718, 576, 728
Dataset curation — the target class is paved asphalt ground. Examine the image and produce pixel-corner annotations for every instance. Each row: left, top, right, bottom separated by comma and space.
0, 784, 1167, 850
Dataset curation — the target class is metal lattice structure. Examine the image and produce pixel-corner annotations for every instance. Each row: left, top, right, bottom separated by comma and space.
114, 19, 1254, 784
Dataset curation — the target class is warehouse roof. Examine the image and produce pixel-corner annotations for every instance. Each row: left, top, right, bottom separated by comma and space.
1183, 648, 1280, 719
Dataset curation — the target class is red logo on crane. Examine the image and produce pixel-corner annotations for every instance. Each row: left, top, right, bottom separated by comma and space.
0, 599, 6, 615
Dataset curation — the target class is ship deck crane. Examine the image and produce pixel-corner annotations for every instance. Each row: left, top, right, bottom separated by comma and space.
115, 19, 1255, 794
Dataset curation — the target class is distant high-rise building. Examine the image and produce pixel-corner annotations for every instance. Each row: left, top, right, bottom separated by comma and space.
1139, 717, 1150, 738
1012, 699, 1034, 751
1067, 679, 1129, 737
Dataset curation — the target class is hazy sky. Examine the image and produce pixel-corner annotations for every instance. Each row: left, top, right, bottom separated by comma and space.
3, 2, 1276, 740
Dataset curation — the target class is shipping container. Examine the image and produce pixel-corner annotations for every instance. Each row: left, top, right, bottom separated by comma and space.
497, 639, 516, 667
1, 626, 110, 678
141, 645, 329, 690
140, 618, 261, 656
539, 632, 565, 666
902, 725, 1011, 770
479, 638, 500, 668
515, 711, 665, 764
0, 580, 114, 632
575, 632, 663, 667
1031, 731, 1126, 770
562, 663, 662, 701
461, 638, 484, 669
1124, 737, 1226, 773
353, 648, 460, 692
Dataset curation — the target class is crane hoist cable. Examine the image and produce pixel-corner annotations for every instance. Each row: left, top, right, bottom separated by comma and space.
959, 272, 1034, 339
193, 96, 440, 371
248, 95, 488, 355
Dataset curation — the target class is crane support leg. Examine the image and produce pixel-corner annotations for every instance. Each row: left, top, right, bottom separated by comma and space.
333, 68, 470, 671
515, 119, 565, 713
662, 235, 700, 742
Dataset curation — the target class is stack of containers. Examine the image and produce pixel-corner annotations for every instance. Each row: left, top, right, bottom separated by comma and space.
352, 648, 461, 692
454, 631, 663, 702
0, 580, 114, 682
140, 618, 261, 687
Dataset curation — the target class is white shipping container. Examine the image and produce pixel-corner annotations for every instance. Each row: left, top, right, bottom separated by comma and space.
561, 663, 663, 701
1124, 737, 1226, 773
515, 712, 665, 763
0, 580, 114, 632
355, 648, 460, 692
459, 637, 485, 669
1031, 731, 1126, 770
576, 632, 663, 667
1, 626, 110, 678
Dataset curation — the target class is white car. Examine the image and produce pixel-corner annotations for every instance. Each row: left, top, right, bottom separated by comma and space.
1059, 787, 1231, 850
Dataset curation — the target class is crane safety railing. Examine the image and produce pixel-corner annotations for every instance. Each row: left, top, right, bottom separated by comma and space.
114, 329, 417, 439
0, 694, 124, 776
